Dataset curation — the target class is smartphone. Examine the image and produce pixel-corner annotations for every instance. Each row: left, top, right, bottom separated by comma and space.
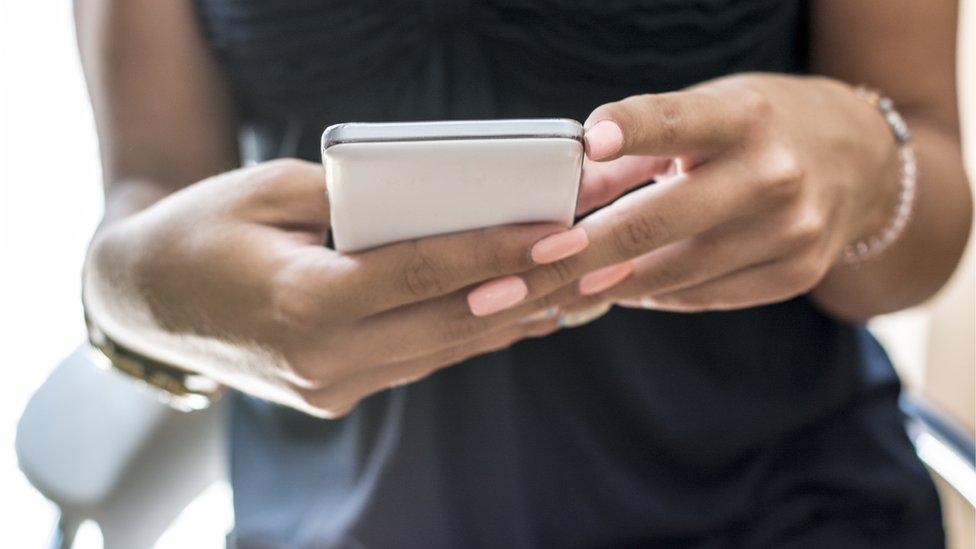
321, 119, 583, 252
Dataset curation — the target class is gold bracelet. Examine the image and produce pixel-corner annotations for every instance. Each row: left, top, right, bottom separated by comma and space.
86, 314, 222, 411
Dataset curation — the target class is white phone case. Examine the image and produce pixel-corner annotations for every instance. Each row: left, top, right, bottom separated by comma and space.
321, 119, 583, 253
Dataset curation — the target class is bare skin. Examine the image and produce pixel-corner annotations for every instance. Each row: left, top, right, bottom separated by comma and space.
77, 0, 601, 417
78, 0, 971, 417
475, 0, 971, 321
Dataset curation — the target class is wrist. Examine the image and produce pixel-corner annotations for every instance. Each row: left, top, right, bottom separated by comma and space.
845, 132, 904, 249
83, 209, 160, 338
838, 86, 916, 265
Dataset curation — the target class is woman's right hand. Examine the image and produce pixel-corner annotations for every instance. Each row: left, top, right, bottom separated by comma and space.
84, 159, 598, 417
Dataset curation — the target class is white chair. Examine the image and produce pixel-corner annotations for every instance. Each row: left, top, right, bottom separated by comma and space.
17, 345, 975, 548
15, 345, 227, 548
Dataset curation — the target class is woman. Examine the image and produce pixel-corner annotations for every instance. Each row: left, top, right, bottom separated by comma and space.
77, 0, 970, 546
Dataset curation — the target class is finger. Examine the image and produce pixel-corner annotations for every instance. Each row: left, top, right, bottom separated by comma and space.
633, 257, 822, 313
600, 210, 805, 301
340, 222, 575, 315
463, 159, 762, 317
576, 155, 675, 215
583, 89, 752, 161
508, 157, 764, 305
272, 221, 574, 323
299, 317, 561, 417
349, 281, 605, 363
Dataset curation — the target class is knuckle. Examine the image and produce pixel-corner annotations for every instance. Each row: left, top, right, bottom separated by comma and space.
651, 94, 683, 146
477, 243, 508, 275
739, 87, 773, 127
613, 210, 668, 257
540, 256, 577, 288
397, 242, 448, 299
477, 236, 532, 275
623, 94, 679, 147
756, 147, 804, 197
444, 314, 486, 343
270, 276, 323, 331
789, 209, 826, 249
642, 263, 686, 292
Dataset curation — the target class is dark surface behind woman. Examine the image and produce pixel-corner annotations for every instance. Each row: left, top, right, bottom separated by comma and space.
192, 1, 943, 546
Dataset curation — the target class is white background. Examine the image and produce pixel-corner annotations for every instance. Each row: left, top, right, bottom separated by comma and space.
0, 1, 971, 548
0, 1, 229, 547
1, 1, 105, 546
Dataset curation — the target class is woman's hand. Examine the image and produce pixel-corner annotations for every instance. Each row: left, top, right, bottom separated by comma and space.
576, 74, 904, 312
466, 73, 910, 318
574, 74, 905, 312
84, 159, 601, 417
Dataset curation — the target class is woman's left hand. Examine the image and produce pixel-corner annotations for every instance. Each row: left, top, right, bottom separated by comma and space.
565, 73, 904, 312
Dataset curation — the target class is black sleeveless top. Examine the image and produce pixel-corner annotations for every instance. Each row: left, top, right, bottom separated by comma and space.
193, 2, 943, 547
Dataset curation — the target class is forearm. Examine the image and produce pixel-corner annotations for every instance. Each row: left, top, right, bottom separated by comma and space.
810, 119, 972, 322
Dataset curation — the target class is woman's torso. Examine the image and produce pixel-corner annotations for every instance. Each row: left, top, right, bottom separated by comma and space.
192, 2, 938, 546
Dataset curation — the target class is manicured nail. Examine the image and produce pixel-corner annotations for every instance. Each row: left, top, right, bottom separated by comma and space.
520, 306, 560, 323
584, 120, 623, 160
578, 261, 634, 295
468, 275, 529, 316
558, 303, 612, 328
531, 228, 589, 264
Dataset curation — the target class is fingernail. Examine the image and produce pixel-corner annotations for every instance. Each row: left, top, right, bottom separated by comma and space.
520, 306, 560, 323
578, 261, 634, 295
558, 303, 612, 328
468, 275, 529, 316
531, 228, 589, 264
584, 120, 623, 160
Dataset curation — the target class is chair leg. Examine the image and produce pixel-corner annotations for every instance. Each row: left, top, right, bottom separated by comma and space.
50, 513, 80, 549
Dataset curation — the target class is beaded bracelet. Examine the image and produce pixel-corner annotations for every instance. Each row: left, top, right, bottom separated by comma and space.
842, 87, 918, 265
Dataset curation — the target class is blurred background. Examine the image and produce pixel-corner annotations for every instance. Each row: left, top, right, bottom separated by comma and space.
1, 1, 973, 547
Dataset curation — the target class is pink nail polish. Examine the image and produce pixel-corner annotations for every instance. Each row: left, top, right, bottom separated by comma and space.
584, 120, 624, 160
578, 262, 634, 296
531, 228, 589, 264
468, 275, 529, 316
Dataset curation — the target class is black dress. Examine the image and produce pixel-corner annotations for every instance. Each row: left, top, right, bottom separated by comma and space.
192, 1, 944, 547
